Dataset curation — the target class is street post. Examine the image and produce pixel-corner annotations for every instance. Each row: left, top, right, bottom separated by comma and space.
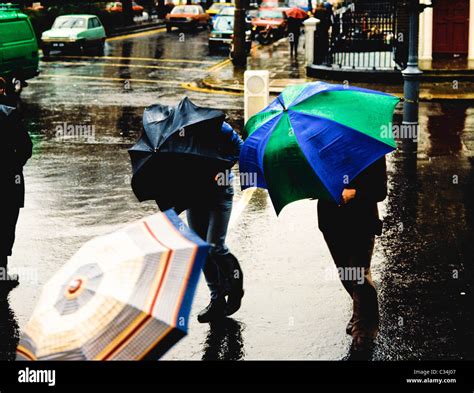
401, 0, 434, 154
232, 0, 247, 66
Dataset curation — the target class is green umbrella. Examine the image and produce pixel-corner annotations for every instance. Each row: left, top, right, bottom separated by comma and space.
240, 82, 400, 213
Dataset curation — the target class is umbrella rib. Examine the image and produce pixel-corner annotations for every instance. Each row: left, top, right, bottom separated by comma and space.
287, 109, 397, 148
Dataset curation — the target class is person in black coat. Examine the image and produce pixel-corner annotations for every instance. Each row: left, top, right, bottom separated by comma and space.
287, 17, 303, 58
318, 157, 387, 351
0, 77, 32, 284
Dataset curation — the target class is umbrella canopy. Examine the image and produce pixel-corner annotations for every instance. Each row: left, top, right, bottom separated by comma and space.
285, 7, 308, 19
129, 97, 235, 208
16, 209, 209, 360
239, 81, 400, 214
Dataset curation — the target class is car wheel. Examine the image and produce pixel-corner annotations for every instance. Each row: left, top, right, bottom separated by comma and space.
97, 40, 105, 55
7, 77, 23, 96
166, 24, 172, 32
78, 42, 86, 55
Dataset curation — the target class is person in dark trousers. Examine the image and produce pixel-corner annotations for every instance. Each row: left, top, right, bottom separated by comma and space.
313, 4, 332, 64
318, 158, 387, 351
287, 17, 303, 58
0, 77, 32, 285
187, 121, 244, 323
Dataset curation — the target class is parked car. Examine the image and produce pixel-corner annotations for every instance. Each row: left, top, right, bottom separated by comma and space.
251, 8, 287, 44
209, 14, 251, 53
41, 15, 107, 56
288, 0, 315, 12
165, 5, 209, 32
0, 4, 39, 95
259, 0, 287, 9
210, 5, 234, 25
106, 2, 144, 16
206, 2, 234, 16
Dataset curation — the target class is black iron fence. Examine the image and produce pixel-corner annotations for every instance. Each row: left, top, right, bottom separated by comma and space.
313, 1, 407, 71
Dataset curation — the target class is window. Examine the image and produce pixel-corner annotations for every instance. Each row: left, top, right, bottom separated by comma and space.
53, 17, 86, 29
0, 21, 33, 44
214, 16, 233, 31
89, 18, 101, 28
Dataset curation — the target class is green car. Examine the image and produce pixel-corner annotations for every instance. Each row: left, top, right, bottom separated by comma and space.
0, 5, 39, 94
209, 14, 251, 53
41, 14, 107, 56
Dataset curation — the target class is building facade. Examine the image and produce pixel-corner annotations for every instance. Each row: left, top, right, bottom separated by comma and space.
419, 0, 474, 60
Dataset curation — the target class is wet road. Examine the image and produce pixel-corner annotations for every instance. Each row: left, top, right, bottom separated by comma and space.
1, 28, 473, 361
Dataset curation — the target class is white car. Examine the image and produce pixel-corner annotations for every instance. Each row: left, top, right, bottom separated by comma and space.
41, 14, 107, 56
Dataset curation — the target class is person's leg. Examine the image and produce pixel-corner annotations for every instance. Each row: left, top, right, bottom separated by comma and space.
187, 205, 227, 323
207, 186, 244, 315
186, 207, 219, 299
349, 235, 379, 345
294, 33, 300, 57
323, 232, 353, 296
323, 231, 355, 334
289, 36, 295, 57
1, 205, 20, 282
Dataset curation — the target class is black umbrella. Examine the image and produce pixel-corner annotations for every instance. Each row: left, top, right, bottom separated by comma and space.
129, 97, 236, 210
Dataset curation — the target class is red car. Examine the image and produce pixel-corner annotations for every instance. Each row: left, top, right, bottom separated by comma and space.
251, 8, 288, 44
165, 5, 210, 32
106, 2, 144, 16
259, 0, 287, 9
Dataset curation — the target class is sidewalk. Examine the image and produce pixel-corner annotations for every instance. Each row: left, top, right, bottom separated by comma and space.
203, 38, 474, 101
108, 17, 165, 38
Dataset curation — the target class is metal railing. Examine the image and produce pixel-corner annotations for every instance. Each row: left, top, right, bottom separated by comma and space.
314, 2, 403, 71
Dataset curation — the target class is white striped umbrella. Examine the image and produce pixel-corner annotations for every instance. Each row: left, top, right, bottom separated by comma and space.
16, 209, 209, 360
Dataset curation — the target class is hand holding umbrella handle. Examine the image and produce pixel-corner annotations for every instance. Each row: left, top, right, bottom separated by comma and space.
340, 188, 357, 206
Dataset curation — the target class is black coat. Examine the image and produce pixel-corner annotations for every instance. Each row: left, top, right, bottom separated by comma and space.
317, 158, 387, 236
0, 96, 32, 208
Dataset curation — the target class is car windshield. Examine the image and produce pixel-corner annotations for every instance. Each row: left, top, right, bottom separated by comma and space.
219, 6, 235, 15
288, 0, 308, 7
209, 3, 227, 11
171, 5, 199, 14
214, 16, 233, 31
53, 17, 87, 29
261, 1, 279, 7
258, 10, 284, 18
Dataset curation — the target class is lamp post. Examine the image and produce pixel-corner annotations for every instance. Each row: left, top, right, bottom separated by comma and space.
401, 0, 433, 154
232, 0, 247, 66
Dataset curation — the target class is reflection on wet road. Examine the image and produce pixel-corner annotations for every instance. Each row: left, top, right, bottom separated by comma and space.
3, 27, 474, 360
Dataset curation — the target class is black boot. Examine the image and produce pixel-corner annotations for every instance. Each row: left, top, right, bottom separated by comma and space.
197, 296, 226, 323
218, 253, 244, 317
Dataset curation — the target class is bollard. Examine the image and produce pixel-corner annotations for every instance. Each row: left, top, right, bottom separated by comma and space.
244, 70, 269, 123
303, 17, 320, 67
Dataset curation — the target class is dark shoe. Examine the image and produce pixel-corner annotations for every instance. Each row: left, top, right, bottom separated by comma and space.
197, 297, 226, 324
351, 319, 378, 352
351, 334, 375, 353
220, 254, 244, 317
226, 288, 244, 317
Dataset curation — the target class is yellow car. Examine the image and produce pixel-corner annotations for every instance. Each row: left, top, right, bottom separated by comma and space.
206, 2, 235, 16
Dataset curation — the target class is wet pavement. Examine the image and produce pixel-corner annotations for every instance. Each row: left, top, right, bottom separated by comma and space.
0, 28, 473, 361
